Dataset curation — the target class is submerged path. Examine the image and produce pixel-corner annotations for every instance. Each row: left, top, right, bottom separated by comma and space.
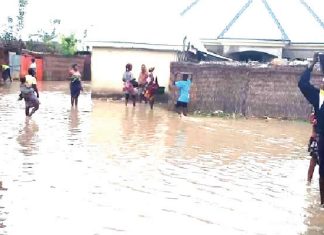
0, 81, 323, 235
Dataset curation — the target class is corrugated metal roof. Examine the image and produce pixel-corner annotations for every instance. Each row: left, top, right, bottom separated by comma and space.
180, 0, 324, 43
219, 0, 287, 41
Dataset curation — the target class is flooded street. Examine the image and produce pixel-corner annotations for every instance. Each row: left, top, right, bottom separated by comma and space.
0, 81, 324, 235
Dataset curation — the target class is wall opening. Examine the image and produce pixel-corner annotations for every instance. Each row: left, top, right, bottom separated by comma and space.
228, 50, 277, 62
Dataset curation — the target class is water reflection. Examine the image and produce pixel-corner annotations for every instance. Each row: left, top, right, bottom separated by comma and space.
69, 108, 80, 131
16, 118, 39, 156
122, 107, 136, 137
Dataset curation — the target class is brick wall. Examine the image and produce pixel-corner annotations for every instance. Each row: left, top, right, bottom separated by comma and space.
43, 55, 85, 81
0, 48, 8, 65
169, 62, 323, 119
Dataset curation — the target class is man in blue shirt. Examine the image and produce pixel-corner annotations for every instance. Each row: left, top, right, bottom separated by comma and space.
173, 73, 192, 116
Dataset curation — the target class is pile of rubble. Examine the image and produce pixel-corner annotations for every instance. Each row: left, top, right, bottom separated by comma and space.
200, 58, 322, 71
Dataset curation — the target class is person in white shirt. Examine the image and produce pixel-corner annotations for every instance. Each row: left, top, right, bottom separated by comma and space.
29, 58, 37, 76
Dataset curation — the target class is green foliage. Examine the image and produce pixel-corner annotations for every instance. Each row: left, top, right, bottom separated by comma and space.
0, 0, 28, 41
26, 19, 62, 53
25, 40, 61, 53
29, 19, 61, 43
0, 0, 81, 56
26, 23, 81, 55
60, 34, 78, 56
16, 0, 28, 39
1, 17, 16, 42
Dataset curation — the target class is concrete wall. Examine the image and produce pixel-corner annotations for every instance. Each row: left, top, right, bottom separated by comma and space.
169, 62, 323, 119
91, 47, 178, 96
282, 48, 318, 60
43, 55, 85, 81
204, 42, 324, 61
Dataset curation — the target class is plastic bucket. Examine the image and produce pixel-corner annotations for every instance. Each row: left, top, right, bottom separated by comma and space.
157, 86, 165, 94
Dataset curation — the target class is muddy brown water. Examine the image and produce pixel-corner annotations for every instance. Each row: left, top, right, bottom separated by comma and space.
0, 81, 323, 235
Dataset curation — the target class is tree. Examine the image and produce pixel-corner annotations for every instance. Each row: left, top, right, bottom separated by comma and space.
0, 0, 28, 53
29, 19, 61, 43
26, 19, 61, 53
1, 0, 28, 40
1, 17, 15, 42
16, 0, 28, 39
60, 34, 78, 56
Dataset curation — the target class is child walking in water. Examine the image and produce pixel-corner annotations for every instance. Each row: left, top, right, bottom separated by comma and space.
144, 74, 159, 110
26, 68, 39, 98
18, 76, 40, 117
308, 112, 319, 182
122, 63, 137, 107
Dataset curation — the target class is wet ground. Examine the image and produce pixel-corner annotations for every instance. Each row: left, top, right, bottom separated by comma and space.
0, 81, 323, 235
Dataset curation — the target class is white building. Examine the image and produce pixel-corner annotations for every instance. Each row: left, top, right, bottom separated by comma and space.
87, 41, 182, 95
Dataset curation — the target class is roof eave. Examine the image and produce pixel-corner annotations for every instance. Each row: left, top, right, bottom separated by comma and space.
202, 37, 290, 47
288, 42, 324, 49
86, 41, 182, 52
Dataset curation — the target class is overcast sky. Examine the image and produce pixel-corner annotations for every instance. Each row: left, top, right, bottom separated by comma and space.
0, 0, 189, 41
1, 0, 324, 45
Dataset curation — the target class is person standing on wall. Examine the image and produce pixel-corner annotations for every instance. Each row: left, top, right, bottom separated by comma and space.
298, 52, 324, 207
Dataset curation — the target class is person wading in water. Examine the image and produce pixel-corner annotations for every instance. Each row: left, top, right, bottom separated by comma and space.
1, 64, 12, 82
122, 63, 137, 107
137, 64, 148, 103
172, 73, 192, 117
18, 75, 40, 117
307, 112, 319, 182
298, 52, 324, 207
69, 64, 83, 107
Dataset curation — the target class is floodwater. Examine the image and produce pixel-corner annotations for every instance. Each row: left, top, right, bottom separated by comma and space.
0, 81, 323, 235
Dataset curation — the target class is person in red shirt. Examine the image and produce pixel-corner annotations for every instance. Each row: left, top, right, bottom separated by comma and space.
144, 75, 159, 109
